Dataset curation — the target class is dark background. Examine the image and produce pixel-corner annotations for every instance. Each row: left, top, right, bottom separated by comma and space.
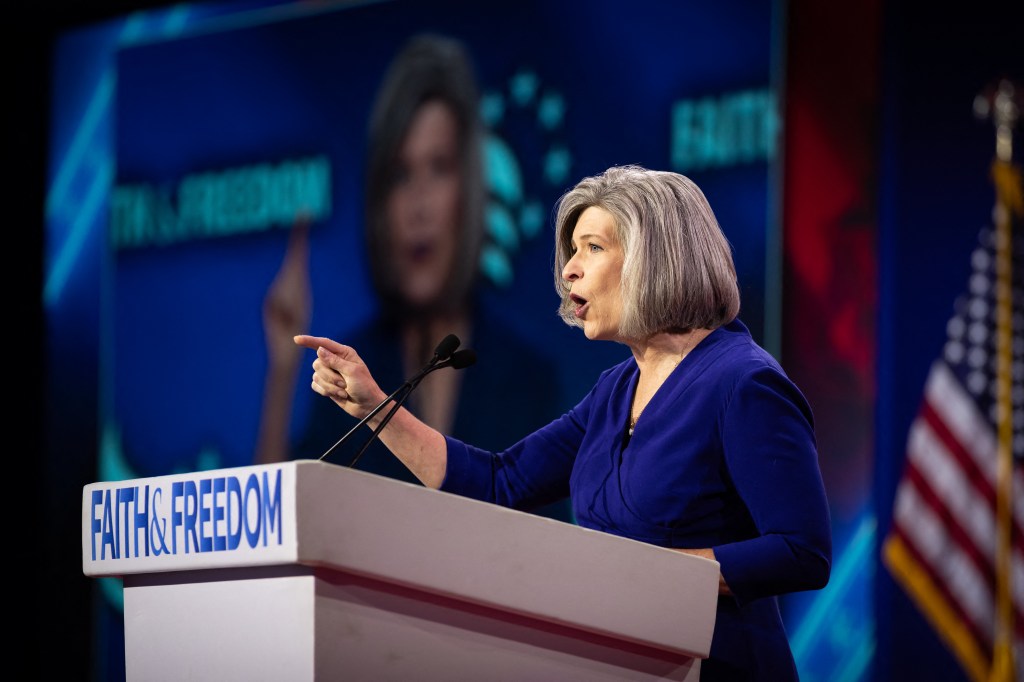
18, 0, 1024, 679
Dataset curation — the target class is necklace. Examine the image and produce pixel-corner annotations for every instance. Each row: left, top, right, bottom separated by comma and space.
628, 379, 669, 436
627, 329, 707, 437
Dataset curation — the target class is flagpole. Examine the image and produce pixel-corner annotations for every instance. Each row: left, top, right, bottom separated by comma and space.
976, 77, 1021, 682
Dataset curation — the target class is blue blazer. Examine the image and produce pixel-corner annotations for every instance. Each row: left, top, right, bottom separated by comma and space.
442, 319, 832, 680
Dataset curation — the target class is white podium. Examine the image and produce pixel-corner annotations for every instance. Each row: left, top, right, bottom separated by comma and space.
82, 460, 718, 680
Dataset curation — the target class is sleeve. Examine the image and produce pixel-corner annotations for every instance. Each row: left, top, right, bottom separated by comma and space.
440, 388, 593, 511
712, 365, 832, 605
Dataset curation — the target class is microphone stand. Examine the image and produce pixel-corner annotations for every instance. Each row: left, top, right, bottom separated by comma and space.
347, 349, 477, 468
316, 377, 418, 463
345, 374, 421, 468
317, 335, 462, 464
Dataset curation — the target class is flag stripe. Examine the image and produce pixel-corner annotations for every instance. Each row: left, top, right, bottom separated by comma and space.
883, 533, 990, 682
898, 405, 1024, 640
922, 362, 996, 481
921, 397, 1024, 543
920, 399, 996, 512
892, 481, 992, 644
903, 454, 995, 597
907, 412, 996, 572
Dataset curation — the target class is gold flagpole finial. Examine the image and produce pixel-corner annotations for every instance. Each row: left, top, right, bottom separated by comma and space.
974, 79, 1021, 163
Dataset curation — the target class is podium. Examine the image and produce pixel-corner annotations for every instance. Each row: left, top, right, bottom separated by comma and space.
82, 461, 718, 680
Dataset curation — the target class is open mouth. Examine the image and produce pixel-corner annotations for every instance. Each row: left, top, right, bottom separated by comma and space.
570, 293, 588, 318
408, 240, 434, 264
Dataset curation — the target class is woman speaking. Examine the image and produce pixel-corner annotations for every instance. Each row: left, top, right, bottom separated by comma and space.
296, 164, 832, 680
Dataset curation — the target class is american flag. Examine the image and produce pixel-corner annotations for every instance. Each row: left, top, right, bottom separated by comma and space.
882, 161, 1024, 682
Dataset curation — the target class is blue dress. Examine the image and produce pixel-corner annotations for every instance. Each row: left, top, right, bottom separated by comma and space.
440, 319, 832, 680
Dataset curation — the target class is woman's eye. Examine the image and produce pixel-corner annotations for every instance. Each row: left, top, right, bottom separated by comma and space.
589, 243, 602, 253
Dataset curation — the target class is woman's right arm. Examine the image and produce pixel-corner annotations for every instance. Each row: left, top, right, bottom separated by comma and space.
296, 334, 449, 488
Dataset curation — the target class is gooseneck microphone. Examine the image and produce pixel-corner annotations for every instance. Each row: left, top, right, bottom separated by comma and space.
315, 334, 474, 465
317, 333, 459, 463
346, 347, 477, 468
440, 348, 478, 371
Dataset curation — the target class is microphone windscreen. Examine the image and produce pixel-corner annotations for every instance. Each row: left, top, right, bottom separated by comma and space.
449, 348, 477, 369
434, 334, 461, 360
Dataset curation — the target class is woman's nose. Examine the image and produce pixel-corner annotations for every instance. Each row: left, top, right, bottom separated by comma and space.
562, 254, 580, 283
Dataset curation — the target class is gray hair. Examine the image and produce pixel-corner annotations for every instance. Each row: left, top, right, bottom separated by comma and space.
553, 165, 740, 338
364, 34, 484, 318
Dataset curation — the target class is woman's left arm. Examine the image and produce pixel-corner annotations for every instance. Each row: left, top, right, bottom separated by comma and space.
710, 365, 832, 605
674, 547, 732, 595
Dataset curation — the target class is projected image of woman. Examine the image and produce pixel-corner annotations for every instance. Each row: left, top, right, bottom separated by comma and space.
256, 35, 565, 515
360, 33, 486, 440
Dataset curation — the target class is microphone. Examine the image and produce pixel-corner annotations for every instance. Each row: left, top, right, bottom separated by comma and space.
435, 348, 477, 371
315, 334, 464, 464
431, 333, 461, 364
345, 346, 477, 468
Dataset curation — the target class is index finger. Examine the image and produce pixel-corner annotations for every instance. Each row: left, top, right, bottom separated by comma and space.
294, 334, 354, 359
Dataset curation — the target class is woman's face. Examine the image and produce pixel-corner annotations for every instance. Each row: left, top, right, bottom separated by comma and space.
385, 99, 463, 310
562, 206, 626, 342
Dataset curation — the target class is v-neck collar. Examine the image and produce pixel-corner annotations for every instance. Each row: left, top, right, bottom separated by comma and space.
620, 320, 747, 445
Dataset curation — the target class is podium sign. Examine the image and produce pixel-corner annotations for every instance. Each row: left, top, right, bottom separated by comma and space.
83, 461, 718, 680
